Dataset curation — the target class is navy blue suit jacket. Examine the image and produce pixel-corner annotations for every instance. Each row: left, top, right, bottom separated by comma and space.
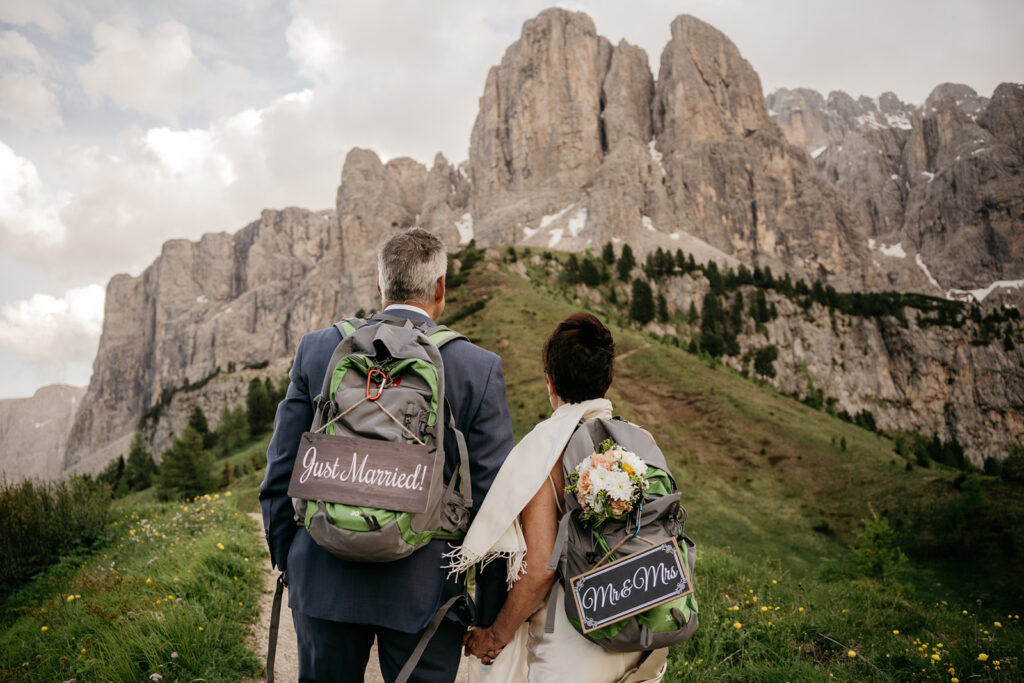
259, 308, 513, 632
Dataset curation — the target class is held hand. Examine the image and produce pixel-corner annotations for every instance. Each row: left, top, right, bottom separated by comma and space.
464, 626, 506, 664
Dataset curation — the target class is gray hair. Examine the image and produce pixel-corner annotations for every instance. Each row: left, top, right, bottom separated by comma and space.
378, 229, 448, 305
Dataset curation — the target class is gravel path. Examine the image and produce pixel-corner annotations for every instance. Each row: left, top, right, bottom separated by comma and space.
246, 513, 468, 682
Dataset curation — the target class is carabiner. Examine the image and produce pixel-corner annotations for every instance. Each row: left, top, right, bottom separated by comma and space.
366, 368, 387, 400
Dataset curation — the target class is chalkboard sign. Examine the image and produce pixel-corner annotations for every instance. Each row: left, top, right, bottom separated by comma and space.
287, 432, 434, 514
570, 538, 692, 633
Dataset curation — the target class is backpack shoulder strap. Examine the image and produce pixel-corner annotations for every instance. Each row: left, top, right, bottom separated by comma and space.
334, 317, 365, 338
310, 318, 366, 431
427, 325, 467, 348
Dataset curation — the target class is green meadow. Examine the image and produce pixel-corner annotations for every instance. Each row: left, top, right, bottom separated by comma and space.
2, 245, 1021, 681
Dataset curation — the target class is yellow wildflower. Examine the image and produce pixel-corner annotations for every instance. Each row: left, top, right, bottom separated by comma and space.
41, 626, 48, 632
994, 621, 1002, 628
225, 491, 232, 496
733, 622, 742, 629
798, 607, 804, 612
977, 653, 988, 662
892, 629, 899, 635
217, 542, 225, 550
931, 654, 940, 661
847, 650, 856, 658
145, 577, 152, 584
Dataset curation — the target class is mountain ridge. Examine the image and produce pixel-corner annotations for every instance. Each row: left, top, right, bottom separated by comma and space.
2, 8, 1021, 481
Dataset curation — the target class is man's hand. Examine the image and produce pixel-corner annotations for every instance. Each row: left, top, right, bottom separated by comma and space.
462, 626, 506, 665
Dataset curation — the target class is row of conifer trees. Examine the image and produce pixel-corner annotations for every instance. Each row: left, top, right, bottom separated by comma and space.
97, 376, 286, 500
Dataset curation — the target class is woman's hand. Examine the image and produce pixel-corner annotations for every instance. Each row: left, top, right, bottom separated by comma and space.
463, 626, 506, 664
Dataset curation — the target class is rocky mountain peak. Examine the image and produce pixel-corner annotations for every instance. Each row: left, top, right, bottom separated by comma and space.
925, 83, 988, 117
652, 14, 768, 147
468, 8, 611, 204
979, 82, 1024, 155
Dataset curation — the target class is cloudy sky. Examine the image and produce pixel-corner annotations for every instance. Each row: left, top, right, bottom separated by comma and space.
0, 0, 1020, 399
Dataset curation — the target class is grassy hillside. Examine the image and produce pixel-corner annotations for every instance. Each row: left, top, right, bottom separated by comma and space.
443, 246, 1024, 680
3, 244, 1021, 681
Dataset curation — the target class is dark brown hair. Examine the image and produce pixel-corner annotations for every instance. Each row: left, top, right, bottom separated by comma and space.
542, 312, 615, 404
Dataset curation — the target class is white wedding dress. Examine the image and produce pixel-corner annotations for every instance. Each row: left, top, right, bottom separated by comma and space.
467, 553, 668, 683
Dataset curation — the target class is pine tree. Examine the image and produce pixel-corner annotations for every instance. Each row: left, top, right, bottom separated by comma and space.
247, 378, 273, 434
580, 258, 602, 286
601, 241, 616, 265
657, 294, 669, 322
753, 345, 778, 379
564, 254, 581, 284
188, 405, 216, 449
700, 292, 725, 357
687, 301, 699, 325
124, 431, 157, 491
216, 401, 250, 457
617, 244, 636, 281
157, 427, 215, 501
98, 455, 127, 495
730, 291, 744, 332
629, 278, 655, 324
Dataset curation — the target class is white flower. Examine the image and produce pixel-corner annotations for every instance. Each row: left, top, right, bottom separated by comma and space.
590, 468, 611, 490
605, 471, 633, 501
619, 451, 647, 477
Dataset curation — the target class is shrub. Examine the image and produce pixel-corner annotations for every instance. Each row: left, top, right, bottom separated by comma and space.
0, 476, 112, 598
983, 456, 1003, 477
852, 506, 907, 583
1003, 446, 1024, 483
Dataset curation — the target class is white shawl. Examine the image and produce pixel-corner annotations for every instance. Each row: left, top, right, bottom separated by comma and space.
445, 398, 613, 586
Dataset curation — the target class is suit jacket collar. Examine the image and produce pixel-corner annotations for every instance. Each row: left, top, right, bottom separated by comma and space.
376, 306, 435, 327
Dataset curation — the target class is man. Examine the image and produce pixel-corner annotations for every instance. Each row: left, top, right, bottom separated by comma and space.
260, 229, 513, 682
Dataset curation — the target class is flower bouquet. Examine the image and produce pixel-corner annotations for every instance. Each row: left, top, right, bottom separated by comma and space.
565, 438, 650, 525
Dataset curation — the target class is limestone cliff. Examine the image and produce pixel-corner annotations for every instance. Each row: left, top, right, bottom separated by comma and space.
64, 207, 345, 472
0, 385, 84, 480
769, 82, 1024, 299
10, 9, 1023, 480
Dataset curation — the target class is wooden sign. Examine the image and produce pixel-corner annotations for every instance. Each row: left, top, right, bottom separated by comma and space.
287, 432, 434, 514
570, 538, 692, 633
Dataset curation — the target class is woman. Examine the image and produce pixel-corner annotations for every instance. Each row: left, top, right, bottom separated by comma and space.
446, 312, 667, 682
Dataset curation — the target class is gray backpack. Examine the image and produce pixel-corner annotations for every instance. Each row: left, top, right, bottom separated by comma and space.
268, 315, 474, 683
291, 315, 473, 562
546, 417, 699, 652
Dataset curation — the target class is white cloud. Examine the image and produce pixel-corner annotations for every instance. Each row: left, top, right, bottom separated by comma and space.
285, 14, 341, 82
76, 14, 256, 122
0, 284, 104, 396
0, 0, 90, 37
0, 284, 104, 354
0, 140, 68, 247
0, 30, 63, 130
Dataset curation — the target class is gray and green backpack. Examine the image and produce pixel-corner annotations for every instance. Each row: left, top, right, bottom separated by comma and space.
291, 314, 474, 562
546, 417, 699, 652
